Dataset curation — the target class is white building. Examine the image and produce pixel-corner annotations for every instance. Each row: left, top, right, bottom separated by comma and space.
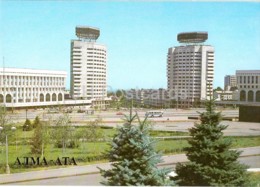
214, 90, 238, 101
167, 32, 214, 107
224, 75, 237, 91
70, 26, 107, 101
236, 70, 260, 102
0, 68, 67, 107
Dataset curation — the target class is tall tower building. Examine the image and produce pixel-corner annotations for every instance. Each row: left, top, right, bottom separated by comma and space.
167, 32, 214, 107
70, 26, 107, 100
224, 75, 237, 91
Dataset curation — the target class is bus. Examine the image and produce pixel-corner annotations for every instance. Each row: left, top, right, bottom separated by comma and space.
145, 111, 164, 118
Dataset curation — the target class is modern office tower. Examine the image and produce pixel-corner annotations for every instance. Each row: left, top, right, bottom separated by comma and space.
236, 70, 260, 102
224, 75, 237, 91
0, 68, 67, 107
70, 26, 107, 100
167, 32, 214, 107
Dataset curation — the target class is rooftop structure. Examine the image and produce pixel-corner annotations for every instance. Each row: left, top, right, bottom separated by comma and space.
177, 32, 208, 43
167, 31, 214, 108
76, 26, 100, 41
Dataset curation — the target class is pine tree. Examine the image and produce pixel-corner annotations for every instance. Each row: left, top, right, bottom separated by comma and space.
33, 116, 40, 128
174, 98, 248, 186
23, 119, 33, 131
31, 120, 50, 156
31, 122, 43, 154
99, 109, 173, 186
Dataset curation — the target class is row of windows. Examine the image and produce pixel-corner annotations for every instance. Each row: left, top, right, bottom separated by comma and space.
1, 87, 64, 92
0, 75, 65, 81
86, 48, 106, 52
240, 85, 259, 89
238, 76, 259, 84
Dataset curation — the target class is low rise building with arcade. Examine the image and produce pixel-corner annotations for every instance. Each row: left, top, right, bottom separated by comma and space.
236, 70, 260, 103
0, 67, 67, 108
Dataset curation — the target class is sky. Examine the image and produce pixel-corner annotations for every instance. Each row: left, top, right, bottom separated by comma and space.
1, 1, 260, 90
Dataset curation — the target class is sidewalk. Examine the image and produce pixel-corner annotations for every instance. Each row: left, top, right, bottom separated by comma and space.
0, 146, 260, 184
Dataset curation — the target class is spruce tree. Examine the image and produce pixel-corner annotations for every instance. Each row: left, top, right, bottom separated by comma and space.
31, 122, 43, 154
31, 119, 50, 156
174, 98, 248, 186
99, 110, 173, 186
33, 116, 40, 128
23, 119, 33, 131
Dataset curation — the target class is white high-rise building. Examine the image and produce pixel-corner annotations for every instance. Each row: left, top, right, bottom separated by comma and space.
0, 68, 67, 107
167, 32, 214, 107
70, 26, 107, 100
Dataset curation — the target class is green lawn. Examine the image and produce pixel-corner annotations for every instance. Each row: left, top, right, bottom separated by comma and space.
0, 125, 260, 174
248, 172, 260, 187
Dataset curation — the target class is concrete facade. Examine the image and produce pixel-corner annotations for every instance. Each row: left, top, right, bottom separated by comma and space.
236, 70, 260, 102
167, 44, 214, 105
70, 27, 107, 101
0, 68, 67, 107
224, 75, 237, 91
214, 90, 238, 101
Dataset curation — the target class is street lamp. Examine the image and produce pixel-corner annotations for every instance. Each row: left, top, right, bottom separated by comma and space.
11, 126, 17, 152
0, 125, 16, 174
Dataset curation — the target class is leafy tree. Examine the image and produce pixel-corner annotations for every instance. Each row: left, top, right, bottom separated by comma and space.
23, 119, 33, 131
82, 118, 103, 142
99, 110, 173, 186
0, 106, 9, 127
213, 86, 223, 92
174, 98, 248, 186
0, 106, 15, 142
51, 114, 78, 152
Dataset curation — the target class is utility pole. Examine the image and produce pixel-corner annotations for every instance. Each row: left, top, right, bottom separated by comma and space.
3, 57, 6, 110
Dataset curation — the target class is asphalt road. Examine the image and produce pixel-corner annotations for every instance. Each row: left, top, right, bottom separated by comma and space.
9, 155, 260, 186
9, 108, 239, 122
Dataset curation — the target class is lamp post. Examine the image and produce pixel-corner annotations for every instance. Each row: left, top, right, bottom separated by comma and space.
0, 125, 16, 174
11, 126, 17, 152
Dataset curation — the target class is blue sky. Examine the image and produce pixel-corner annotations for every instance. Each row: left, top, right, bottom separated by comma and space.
1, 1, 260, 90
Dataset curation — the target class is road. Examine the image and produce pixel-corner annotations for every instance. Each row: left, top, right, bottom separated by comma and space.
7, 155, 260, 186
8, 108, 260, 136
8, 108, 239, 122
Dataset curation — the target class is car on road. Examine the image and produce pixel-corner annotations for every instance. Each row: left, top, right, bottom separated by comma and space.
116, 112, 124, 115
48, 108, 59, 113
145, 111, 164, 118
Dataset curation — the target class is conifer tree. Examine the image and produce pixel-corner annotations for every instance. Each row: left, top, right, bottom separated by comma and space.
31, 119, 50, 156
174, 98, 248, 186
33, 116, 40, 128
31, 122, 43, 154
23, 119, 33, 131
99, 109, 173, 186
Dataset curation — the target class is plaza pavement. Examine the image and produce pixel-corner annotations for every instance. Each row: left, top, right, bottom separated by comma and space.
0, 146, 260, 184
